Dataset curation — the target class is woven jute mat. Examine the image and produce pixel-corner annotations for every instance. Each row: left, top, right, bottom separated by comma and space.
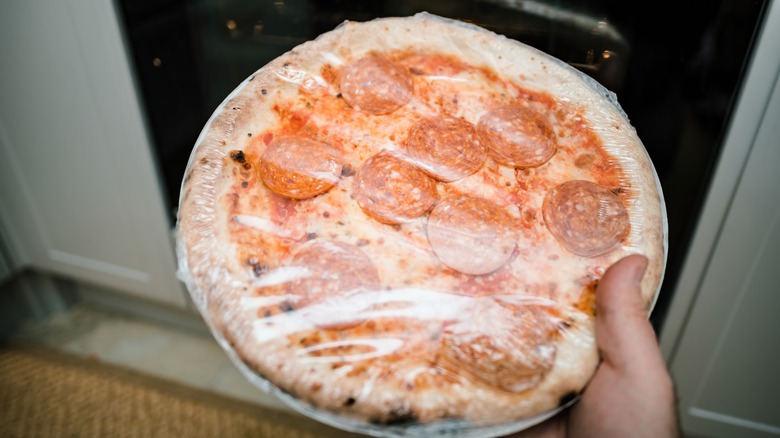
0, 344, 363, 437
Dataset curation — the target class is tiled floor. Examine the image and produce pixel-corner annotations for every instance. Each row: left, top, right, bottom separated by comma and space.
7, 303, 290, 412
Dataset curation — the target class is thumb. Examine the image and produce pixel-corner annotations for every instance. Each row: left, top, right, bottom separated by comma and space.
595, 254, 663, 373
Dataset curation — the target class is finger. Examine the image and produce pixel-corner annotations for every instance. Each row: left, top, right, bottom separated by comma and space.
569, 255, 678, 437
597, 254, 648, 321
595, 254, 664, 373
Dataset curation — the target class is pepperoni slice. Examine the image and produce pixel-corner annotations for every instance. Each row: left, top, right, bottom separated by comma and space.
259, 137, 341, 199
287, 240, 380, 308
543, 180, 630, 257
405, 116, 488, 182
426, 194, 517, 275
478, 105, 557, 168
440, 301, 557, 393
353, 152, 438, 224
339, 55, 413, 114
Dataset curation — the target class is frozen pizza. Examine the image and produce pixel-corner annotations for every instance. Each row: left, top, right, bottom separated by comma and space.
177, 13, 666, 437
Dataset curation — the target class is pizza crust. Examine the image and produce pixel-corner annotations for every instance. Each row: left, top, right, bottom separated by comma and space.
177, 12, 666, 437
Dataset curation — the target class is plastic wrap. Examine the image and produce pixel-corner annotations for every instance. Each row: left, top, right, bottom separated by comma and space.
176, 13, 667, 438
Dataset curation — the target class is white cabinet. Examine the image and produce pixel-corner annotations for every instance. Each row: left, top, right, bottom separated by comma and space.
0, 1, 185, 307
660, 2, 780, 436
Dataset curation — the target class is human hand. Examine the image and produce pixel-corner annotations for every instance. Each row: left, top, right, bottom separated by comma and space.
509, 254, 679, 438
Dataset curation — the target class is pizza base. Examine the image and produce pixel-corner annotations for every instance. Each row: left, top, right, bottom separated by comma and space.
177, 12, 666, 437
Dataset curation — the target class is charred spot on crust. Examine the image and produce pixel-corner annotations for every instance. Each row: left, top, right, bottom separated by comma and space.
559, 391, 579, 407
246, 259, 268, 277
252, 265, 267, 277
306, 232, 317, 241
344, 397, 356, 407
558, 319, 574, 330
229, 150, 246, 163
371, 410, 418, 425
340, 164, 355, 177
241, 181, 248, 188
336, 93, 343, 99
261, 88, 267, 94
611, 187, 626, 195
279, 301, 294, 313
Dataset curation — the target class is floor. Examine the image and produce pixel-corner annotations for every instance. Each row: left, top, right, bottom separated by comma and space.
6, 302, 290, 413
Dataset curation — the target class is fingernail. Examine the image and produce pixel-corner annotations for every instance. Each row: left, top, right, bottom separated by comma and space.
634, 255, 649, 283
